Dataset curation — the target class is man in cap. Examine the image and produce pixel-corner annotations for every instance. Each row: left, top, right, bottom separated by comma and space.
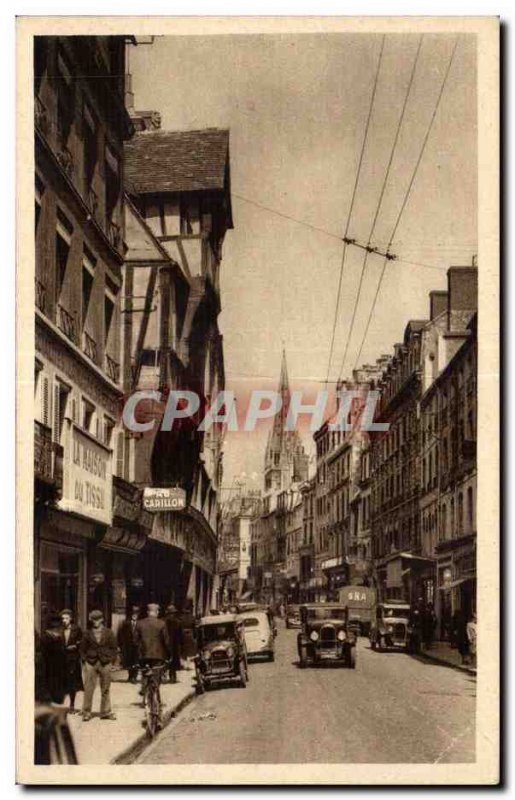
79, 610, 118, 721
135, 603, 170, 665
135, 604, 170, 722
117, 605, 141, 683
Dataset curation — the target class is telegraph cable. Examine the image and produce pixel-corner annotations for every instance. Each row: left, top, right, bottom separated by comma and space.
351, 37, 459, 372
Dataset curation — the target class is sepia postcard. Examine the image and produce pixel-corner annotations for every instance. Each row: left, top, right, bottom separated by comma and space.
16, 15, 499, 785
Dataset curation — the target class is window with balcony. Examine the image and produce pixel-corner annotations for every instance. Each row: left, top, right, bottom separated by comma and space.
83, 102, 98, 199
82, 397, 95, 434
56, 50, 74, 153
105, 144, 121, 245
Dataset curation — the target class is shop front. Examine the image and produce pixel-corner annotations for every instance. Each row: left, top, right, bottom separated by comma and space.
143, 504, 217, 617
436, 534, 476, 639
376, 551, 435, 604
91, 476, 154, 633
35, 420, 112, 632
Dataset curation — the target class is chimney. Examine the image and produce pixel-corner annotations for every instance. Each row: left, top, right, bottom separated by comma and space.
429, 290, 448, 320
447, 265, 478, 331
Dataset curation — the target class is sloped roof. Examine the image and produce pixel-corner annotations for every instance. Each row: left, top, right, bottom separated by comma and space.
124, 128, 230, 194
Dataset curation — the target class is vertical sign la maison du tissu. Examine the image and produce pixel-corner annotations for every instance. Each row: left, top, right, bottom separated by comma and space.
58, 419, 113, 526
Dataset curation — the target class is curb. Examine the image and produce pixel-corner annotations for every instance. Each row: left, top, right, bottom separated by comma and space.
111, 687, 196, 765
416, 650, 477, 676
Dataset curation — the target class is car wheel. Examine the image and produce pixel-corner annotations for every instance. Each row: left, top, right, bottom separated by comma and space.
349, 648, 356, 669
239, 660, 247, 688
269, 651, 275, 662
371, 638, 376, 651
299, 647, 307, 668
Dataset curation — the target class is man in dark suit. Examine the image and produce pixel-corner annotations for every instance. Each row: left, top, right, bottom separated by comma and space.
117, 605, 141, 683
80, 610, 118, 721
135, 603, 170, 665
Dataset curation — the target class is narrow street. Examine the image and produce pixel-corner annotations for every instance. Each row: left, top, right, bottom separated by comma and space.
138, 625, 476, 764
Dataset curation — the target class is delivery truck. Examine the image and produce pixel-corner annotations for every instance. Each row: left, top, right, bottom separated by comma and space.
338, 585, 376, 637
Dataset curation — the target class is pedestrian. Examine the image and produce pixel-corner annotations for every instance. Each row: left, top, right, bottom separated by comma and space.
164, 604, 183, 683
466, 612, 477, 668
135, 603, 170, 666
423, 602, 436, 649
59, 609, 83, 713
454, 609, 470, 665
40, 614, 67, 704
79, 610, 118, 721
117, 605, 141, 683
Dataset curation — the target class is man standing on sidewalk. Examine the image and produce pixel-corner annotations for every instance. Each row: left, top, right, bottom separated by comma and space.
118, 605, 141, 683
80, 610, 118, 722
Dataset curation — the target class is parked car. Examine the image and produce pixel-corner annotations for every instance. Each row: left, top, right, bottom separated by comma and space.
369, 602, 411, 651
238, 610, 275, 661
297, 604, 357, 668
35, 704, 78, 765
285, 604, 301, 629
193, 614, 249, 692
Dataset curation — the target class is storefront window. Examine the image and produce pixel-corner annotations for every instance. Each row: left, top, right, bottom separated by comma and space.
40, 542, 81, 630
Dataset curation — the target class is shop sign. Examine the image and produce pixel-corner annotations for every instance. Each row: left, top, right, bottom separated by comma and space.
143, 486, 187, 512
59, 423, 112, 526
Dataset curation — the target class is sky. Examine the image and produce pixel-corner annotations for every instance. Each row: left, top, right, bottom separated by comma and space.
130, 32, 477, 492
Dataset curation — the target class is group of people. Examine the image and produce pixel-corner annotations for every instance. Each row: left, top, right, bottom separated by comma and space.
36, 602, 185, 722
409, 598, 438, 649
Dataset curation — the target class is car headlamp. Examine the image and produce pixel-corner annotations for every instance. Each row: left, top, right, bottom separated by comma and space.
310, 630, 319, 642
226, 646, 235, 658
337, 629, 346, 641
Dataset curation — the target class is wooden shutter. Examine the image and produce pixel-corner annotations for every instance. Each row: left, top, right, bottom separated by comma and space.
41, 376, 49, 425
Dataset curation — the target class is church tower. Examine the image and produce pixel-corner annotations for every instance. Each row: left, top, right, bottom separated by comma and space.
263, 349, 309, 493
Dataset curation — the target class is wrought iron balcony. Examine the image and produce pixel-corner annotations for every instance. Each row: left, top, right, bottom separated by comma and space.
105, 353, 120, 383
35, 278, 46, 313
56, 145, 74, 178
34, 421, 53, 482
83, 331, 98, 364
34, 421, 63, 491
56, 304, 77, 344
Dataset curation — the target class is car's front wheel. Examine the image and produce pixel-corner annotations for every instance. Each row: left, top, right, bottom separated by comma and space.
348, 648, 356, 669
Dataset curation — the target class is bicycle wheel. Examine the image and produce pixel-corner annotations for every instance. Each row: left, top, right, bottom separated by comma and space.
145, 685, 159, 737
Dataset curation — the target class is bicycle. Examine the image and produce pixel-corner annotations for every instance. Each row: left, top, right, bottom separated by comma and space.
136, 660, 170, 737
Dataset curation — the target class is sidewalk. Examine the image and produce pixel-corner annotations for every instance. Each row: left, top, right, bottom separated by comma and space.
67, 666, 196, 765
417, 641, 477, 675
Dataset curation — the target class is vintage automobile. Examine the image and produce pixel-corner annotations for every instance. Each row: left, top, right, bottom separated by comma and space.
193, 614, 249, 692
285, 604, 301, 629
369, 602, 411, 651
238, 609, 276, 661
297, 604, 357, 668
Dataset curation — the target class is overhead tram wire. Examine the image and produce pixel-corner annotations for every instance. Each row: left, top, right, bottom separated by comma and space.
324, 34, 386, 388
351, 37, 460, 373
231, 196, 473, 273
335, 35, 423, 387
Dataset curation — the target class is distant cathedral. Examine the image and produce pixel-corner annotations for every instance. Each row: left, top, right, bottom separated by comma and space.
263, 350, 309, 493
